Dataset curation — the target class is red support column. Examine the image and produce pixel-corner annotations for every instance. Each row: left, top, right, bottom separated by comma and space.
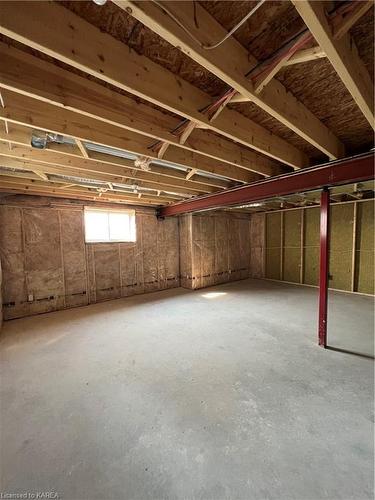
318, 188, 330, 347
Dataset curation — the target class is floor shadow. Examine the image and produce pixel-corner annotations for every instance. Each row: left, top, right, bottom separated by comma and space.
326, 345, 374, 360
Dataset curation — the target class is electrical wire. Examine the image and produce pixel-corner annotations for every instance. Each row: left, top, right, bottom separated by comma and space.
151, 0, 266, 50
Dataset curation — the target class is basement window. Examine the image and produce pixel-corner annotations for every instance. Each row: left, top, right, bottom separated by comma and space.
84, 208, 136, 243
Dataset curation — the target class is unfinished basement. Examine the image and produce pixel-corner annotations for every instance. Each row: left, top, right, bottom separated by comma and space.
0, 1, 374, 499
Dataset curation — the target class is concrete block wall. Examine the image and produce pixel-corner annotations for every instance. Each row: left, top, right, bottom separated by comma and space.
0, 196, 179, 320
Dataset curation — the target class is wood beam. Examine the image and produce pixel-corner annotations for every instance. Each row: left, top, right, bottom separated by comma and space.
115, 0, 344, 159
0, 89, 259, 184
292, 0, 374, 128
0, 1, 307, 169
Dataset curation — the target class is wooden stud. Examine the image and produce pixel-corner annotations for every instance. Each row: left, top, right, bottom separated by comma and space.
351, 201, 358, 292
57, 210, 67, 309
280, 211, 284, 281
263, 213, 267, 278
300, 208, 305, 284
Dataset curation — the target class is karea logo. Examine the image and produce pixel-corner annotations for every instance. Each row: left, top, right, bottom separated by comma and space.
0, 493, 59, 499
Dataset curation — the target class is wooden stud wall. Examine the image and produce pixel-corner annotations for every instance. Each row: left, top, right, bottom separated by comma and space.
0, 198, 179, 320
265, 212, 282, 280
179, 212, 252, 290
261, 199, 374, 294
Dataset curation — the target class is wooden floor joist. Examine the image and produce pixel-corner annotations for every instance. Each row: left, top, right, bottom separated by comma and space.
0, 89, 261, 184
0, 180, 169, 205
0, 124, 233, 192
116, 0, 345, 160
0, 1, 308, 169
0, 174, 182, 202
0, 43, 283, 179
0, 155, 202, 198
292, 0, 374, 129
0, 124, 230, 191
0, 186, 165, 205
0, 140, 224, 196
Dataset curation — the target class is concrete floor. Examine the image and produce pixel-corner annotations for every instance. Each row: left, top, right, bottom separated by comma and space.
0, 279, 373, 500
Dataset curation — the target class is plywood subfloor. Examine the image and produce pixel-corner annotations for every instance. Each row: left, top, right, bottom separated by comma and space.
0, 279, 373, 500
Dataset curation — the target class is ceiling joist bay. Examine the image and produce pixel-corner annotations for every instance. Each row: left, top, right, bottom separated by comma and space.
0, 43, 283, 179
0, 0, 307, 169
115, 0, 344, 160
292, 0, 374, 129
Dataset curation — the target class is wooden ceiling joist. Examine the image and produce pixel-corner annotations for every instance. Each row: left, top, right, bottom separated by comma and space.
0, 174, 182, 202
0, 89, 260, 184
0, 155, 199, 199
115, 0, 345, 160
292, 0, 374, 129
0, 43, 283, 179
0, 139, 222, 196
0, 187, 164, 206
0, 123, 230, 191
0, 179, 169, 205
0, 1, 307, 169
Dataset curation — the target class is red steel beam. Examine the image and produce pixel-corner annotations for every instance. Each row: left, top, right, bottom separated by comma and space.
159, 152, 374, 216
318, 189, 330, 348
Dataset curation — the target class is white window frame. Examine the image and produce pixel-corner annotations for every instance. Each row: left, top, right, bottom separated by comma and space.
84, 207, 136, 243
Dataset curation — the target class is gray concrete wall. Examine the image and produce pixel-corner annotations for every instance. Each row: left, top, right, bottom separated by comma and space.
0, 196, 179, 320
